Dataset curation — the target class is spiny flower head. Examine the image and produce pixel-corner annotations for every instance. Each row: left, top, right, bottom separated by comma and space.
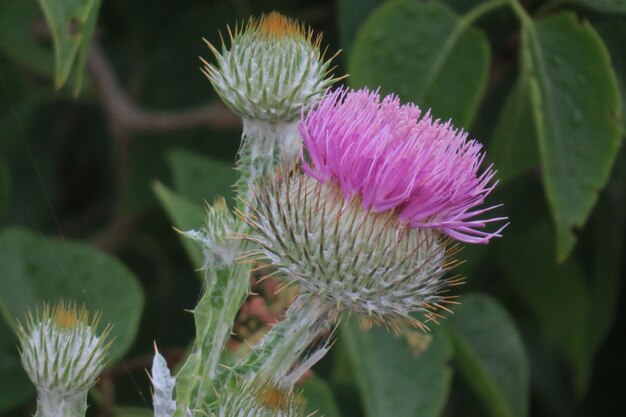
300, 87, 507, 244
17, 301, 111, 392
202, 12, 341, 122
241, 174, 462, 328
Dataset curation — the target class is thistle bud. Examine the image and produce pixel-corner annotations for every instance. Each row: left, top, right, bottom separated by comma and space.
17, 302, 111, 417
183, 197, 239, 267
202, 12, 339, 123
211, 377, 304, 417
202, 12, 343, 199
242, 88, 507, 327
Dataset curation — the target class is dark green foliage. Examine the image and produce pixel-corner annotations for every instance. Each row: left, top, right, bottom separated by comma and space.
0, 0, 624, 416
341, 321, 453, 417
445, 294, 529, 417
349, 0, 490, 127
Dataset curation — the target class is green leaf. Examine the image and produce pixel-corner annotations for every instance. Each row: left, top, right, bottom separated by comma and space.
69, 0, 100, 95
445, 293, 529, 417
301, 376, 342, 417
489, 75, 540, 185
349, 0, 490, 127
497, 219, 593, 395
342, 320, 453, 417
0, 0, 53, 76
441, 0, 485, 13
0, 316, 33, 411
0, 227, 144, 362
37, 0, 101, 91
594, 18, 626, 131
587, 150, 625, 359
166, 149, 236, 206
337, 0, 386, 54
520, 12, 623, 260
0, 157, 9, 214
560, 0, 626, 14
153, 181, 205, 269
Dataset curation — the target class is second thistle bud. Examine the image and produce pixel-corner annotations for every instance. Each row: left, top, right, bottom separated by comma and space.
211, 376, 304, 417
17, 302, 111, 417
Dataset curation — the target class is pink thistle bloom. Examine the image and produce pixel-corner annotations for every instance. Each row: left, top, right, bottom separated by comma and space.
300, 87, 507, 244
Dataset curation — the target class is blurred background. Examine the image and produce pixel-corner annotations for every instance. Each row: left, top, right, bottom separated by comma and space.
0, 0, 624, 416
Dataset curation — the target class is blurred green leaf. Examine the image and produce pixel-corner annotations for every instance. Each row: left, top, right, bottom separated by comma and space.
0, 0, 53, 77
342, 320, 452, 417
0, 227, 144, 362
441, 0, 486, 13
0, 317, 33, 412
445, 293, 529, 417
559, 0, 626, 13
588, 150, 624, 356
594, 18, 626, 131
497, 219, 594, 395
0, 158, 9, 214
153, 181, 205, 269
37, 0, 101, 91
166, 149, 236, 206
68, 0, 100, 95
490, 76, 540, 184
521, 12, 622, 260
337, 0, 386, 54
301, 376, 341, 417
349, 0, 490, 127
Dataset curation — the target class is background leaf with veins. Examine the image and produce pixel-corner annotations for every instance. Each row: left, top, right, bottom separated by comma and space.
349, 0, 490, 128
521, 12, 622, 260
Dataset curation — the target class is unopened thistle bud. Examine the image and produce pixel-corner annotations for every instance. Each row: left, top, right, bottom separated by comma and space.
210, 377, 304, 417
202, 12, 343, 199
242, 88, 507, 327
202, 11, 339, 123
17, 302, 111, 417
183, 197, 239, 267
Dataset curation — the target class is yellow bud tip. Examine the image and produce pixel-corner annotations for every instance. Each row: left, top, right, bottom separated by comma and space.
247, 11, 320, 46
44, 301, 98, 329
255, 12, 301, 37
257, 383, 291, 411
51, 302, 82, 328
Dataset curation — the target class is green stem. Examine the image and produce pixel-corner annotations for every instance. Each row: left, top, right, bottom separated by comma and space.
235, 119, 299, 206
232, 295, 337, 384
174, 261, 250, 414
35, 389, 88, 417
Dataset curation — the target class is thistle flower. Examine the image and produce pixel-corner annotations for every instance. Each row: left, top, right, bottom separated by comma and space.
17, 302, 111, 417
241, 88, 506, 326
301, 88, 507, 244
201, 12, 340, 123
